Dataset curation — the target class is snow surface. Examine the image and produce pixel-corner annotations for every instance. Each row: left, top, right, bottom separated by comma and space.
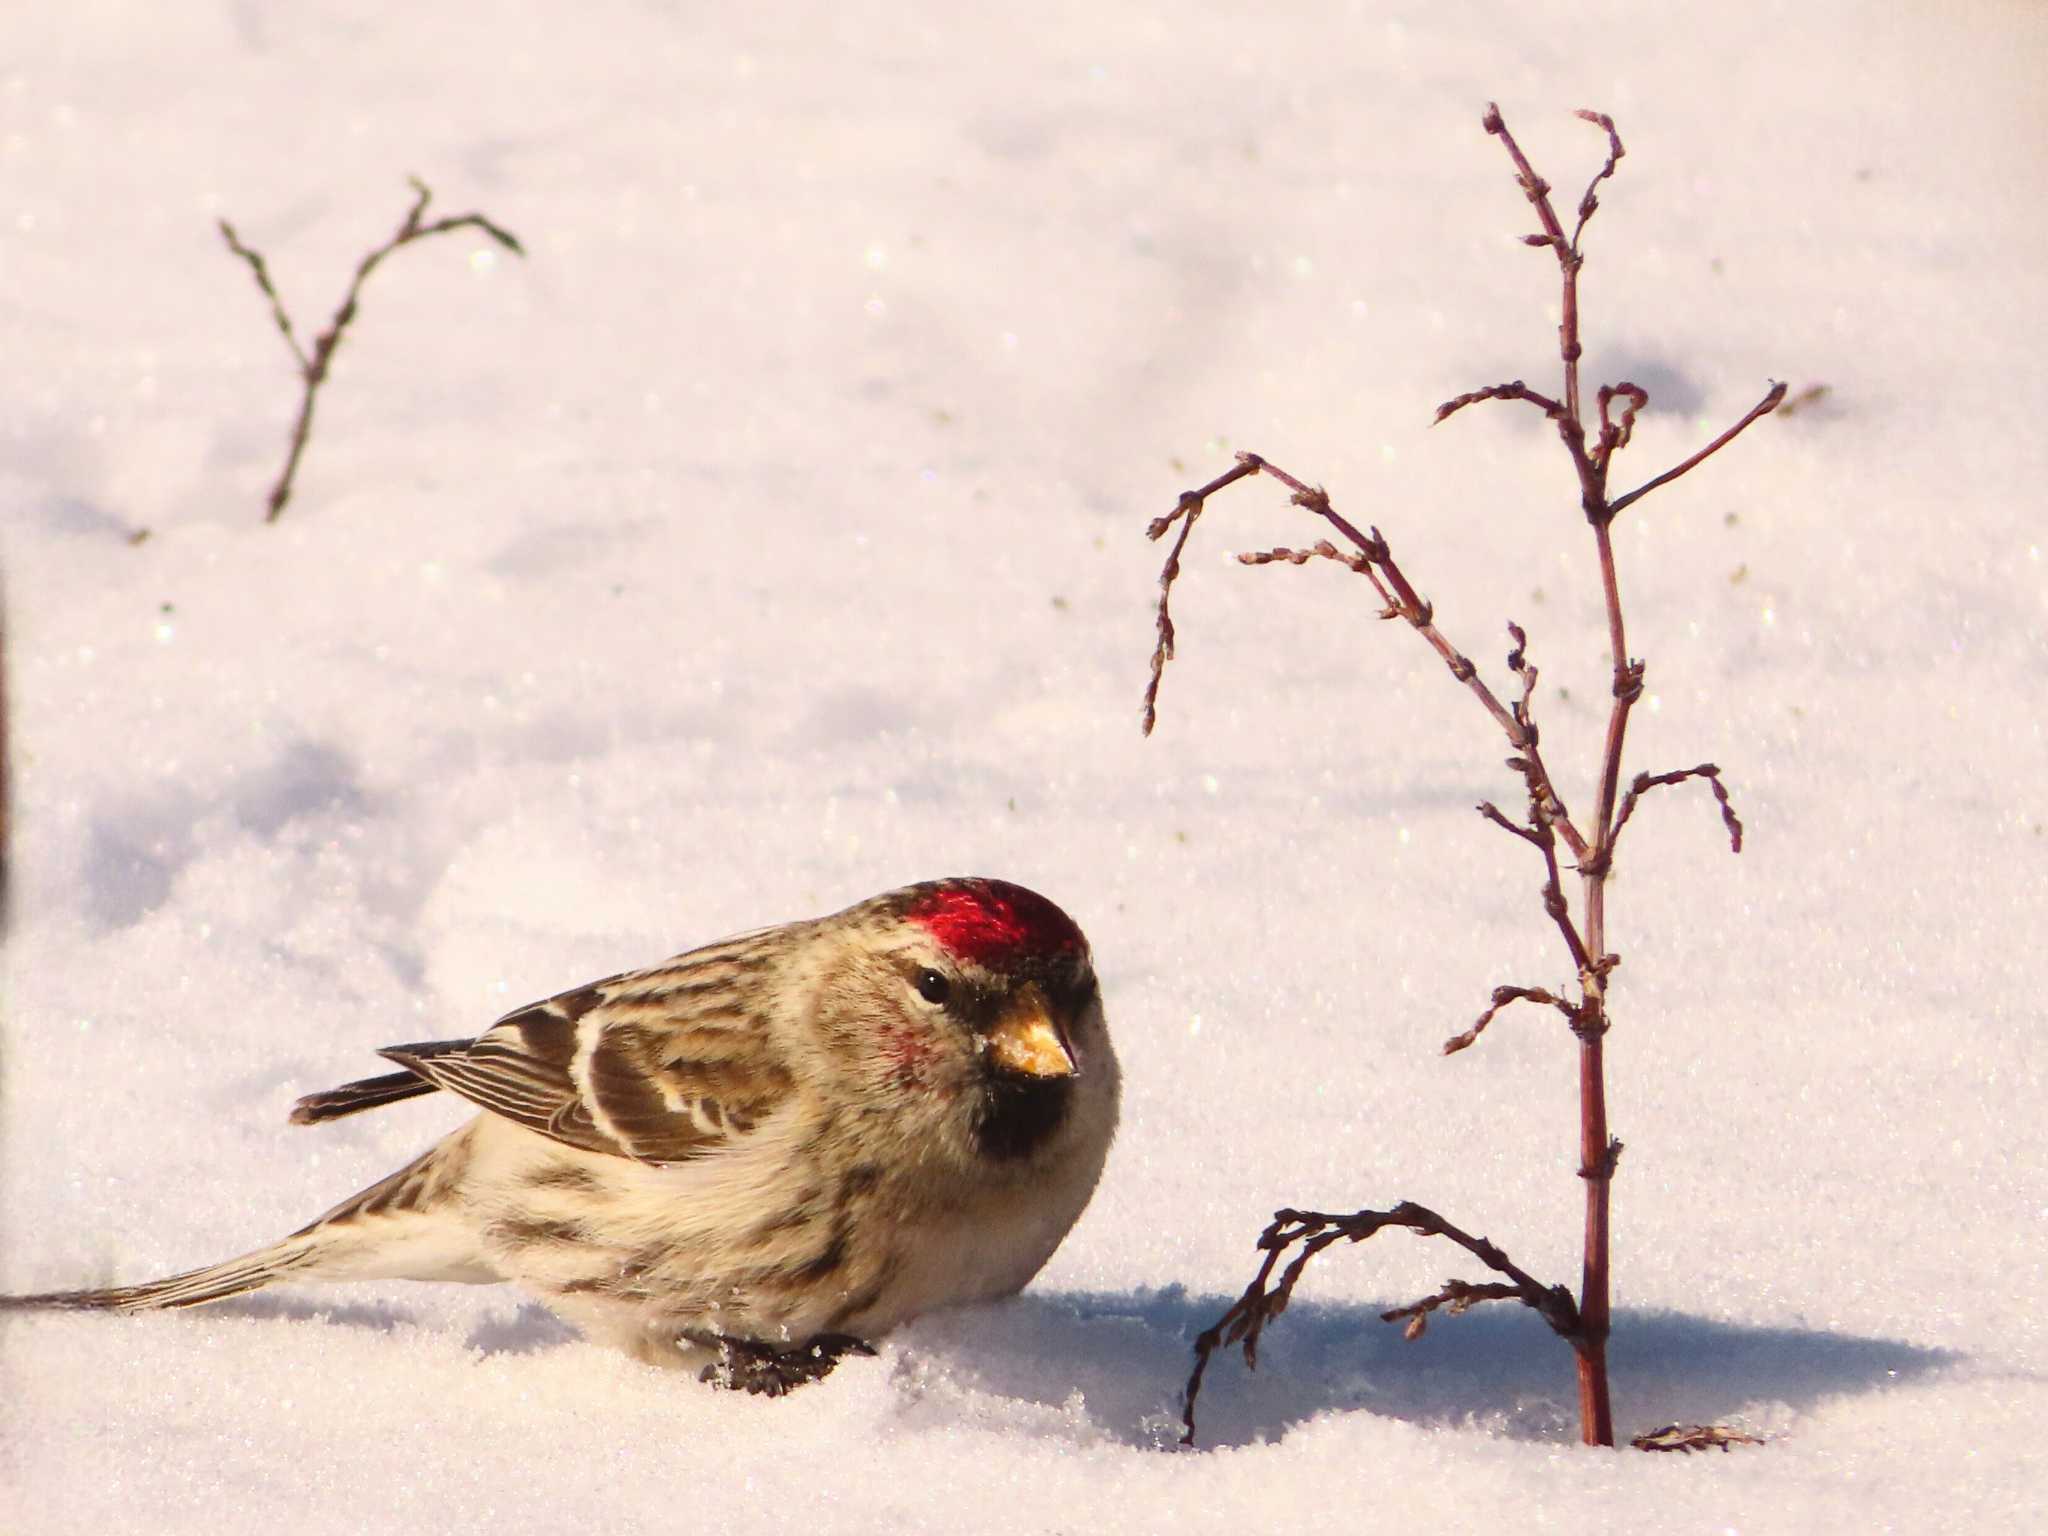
4, 2, 2046, 1531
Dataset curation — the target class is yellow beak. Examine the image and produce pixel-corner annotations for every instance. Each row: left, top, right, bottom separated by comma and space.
986, 985, 1078, 1078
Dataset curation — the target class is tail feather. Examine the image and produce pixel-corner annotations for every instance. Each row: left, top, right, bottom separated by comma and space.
5, 1125, 500, 1318
290, 1042, 473, 1126
1, 1240, 316, 1313
289, 1069, 440, 1126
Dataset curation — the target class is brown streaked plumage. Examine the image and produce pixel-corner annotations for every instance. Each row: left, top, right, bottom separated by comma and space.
2, 878, 1119, 1394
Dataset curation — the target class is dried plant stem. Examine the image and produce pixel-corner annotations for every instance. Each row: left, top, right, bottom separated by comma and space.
1182, 1201, 1579, 1444
1149, 104, 1781, 1449
220, 179, 524, 522
1609, 386, 1787, 519
1442, 984, 1576, 1055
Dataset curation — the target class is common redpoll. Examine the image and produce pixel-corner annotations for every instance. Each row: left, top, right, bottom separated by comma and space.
2, 878, 1118, 1394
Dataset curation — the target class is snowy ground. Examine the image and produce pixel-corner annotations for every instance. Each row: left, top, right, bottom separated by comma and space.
4, 3, 2046, 1531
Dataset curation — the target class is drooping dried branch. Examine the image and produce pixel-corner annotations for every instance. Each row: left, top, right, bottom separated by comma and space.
1433, 380, 1564, 424
1609, 763, 1745, 856
221, 179, 525, 522
1141, 459, 1260, 735
1181, 1200, 1579, 1445
1442, 983, 1577, 1054
1146, 455, 1591, 862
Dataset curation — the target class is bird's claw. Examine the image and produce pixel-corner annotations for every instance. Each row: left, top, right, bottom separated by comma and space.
694, 1332, 878, 1396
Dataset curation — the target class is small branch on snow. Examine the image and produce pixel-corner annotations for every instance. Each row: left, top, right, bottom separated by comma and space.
221, 178, 525, 522
1630, 1422, 1767, 1454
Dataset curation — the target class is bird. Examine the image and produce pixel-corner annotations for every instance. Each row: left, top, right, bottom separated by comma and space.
1, 877, 1118, 1394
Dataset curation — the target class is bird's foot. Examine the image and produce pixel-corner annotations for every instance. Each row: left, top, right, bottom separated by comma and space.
692, 1332, 877, 1396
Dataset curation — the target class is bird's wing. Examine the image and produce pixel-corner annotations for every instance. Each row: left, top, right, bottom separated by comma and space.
377, 934, 796, 1165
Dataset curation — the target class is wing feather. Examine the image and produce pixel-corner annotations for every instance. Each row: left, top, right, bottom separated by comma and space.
371, 939, 795, 1164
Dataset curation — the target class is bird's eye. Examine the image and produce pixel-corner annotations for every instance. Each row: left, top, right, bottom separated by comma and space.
914, 968, 951, 1005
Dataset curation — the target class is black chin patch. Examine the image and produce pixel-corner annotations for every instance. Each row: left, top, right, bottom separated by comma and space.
970, 1073, 1073, 1162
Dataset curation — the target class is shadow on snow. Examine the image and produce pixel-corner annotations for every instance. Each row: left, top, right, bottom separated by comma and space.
203, 1283, 1956, 1450
905, 1287, 1959, 1448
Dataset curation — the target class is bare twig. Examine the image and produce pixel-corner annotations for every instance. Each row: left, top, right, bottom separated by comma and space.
1593, 382, 1648, 472
1536, 830, 1592, 973
1182, 1200, 1578, 1445
1381, 1278, 1524, 1338
1433, 380, 1565, 425
1443, 983, 1577, 1054
1606, 381, 1788, 519
1484, 104, 1571, 251
1481, 102, 1599, 462
1567, 109, 1626, 254
221, 179, 525, 522
1478, 799, 1593, 974
1609, 763, 1745, 855
1143, 459, 1264, 735
1476, 800, 1544, 848
1505, 621, 1538, 716
218, 225, 309, 368
1237, 541, 1375, 578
